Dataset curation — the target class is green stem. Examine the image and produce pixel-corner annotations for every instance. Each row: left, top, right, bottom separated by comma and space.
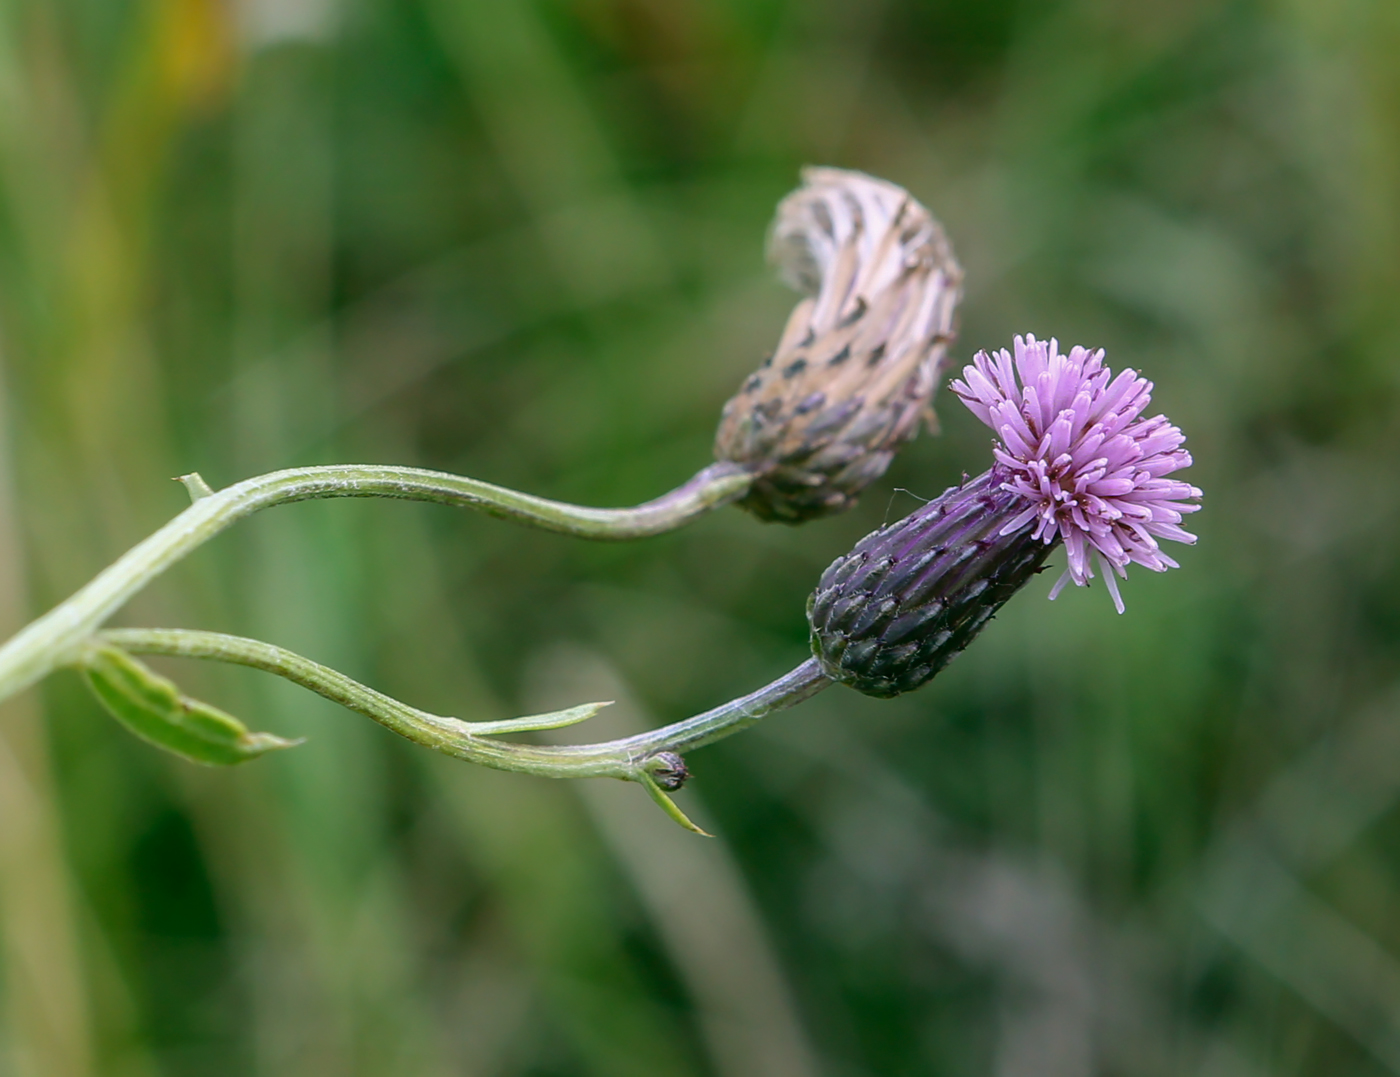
0, 462, 752, 703
97, 628, 831, 781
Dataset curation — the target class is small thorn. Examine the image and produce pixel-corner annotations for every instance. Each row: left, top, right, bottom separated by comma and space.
177, 473, 215, 502
246, 733, 307, 752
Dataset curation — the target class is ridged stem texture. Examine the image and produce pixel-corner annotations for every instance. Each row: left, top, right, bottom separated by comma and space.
0, 462, 752, 704
100, 629, 830, 782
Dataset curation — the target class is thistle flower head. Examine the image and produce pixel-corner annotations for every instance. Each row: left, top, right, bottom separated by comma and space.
949, 336, 1201, 613
715, 167, 962, 523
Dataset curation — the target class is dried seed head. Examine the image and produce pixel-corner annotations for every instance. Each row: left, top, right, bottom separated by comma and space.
715, 167, 963, 523
807, 470, 1052, 698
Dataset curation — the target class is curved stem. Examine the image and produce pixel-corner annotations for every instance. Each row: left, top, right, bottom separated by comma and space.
0, 461, 752, 702
98, 628, 832, 781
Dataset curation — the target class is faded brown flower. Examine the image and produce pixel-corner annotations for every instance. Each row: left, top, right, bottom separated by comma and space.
714, 167, 963, 522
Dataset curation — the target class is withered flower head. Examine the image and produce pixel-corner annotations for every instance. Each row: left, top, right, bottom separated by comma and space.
715, 167, 963, 523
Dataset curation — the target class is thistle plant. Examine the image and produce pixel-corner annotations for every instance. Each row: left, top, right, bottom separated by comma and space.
0, 166, 1196, 833
810, 336, 1201, 697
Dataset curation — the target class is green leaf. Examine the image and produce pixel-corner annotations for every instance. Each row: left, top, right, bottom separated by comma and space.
176, 471, 215, 502
636, 772, 712, 836
81, 644, 302, 766
466, 699, 613, 736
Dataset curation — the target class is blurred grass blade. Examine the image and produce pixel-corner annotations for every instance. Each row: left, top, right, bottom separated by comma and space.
81, 644, 301, 765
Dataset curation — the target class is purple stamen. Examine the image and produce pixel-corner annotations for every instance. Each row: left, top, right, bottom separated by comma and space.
949, 335, 1201, 613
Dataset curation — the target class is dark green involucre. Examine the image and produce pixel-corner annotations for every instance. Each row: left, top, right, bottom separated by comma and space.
807, 470, 1053, 698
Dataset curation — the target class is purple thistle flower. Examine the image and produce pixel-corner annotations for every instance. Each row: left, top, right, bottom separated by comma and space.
949, 335, 1201, 613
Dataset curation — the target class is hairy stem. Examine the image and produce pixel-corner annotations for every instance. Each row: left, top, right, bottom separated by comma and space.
98, 629, 831, 781
0, 462, 752, 703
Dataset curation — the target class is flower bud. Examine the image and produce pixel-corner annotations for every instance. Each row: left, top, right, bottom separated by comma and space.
807, 470, 1052, 698
645, 750, 690, 791
715, 167, 963, 523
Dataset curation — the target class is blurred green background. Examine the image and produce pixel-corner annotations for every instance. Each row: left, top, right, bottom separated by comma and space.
0, 0, 1397, 1074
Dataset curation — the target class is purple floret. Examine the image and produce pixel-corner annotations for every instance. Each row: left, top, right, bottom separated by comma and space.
949, 335, 1201, 613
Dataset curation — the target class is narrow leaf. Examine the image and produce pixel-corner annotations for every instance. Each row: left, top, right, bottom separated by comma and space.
637, 772, 712, 836
467, 700, 613, 736
81, 645, 301, 766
